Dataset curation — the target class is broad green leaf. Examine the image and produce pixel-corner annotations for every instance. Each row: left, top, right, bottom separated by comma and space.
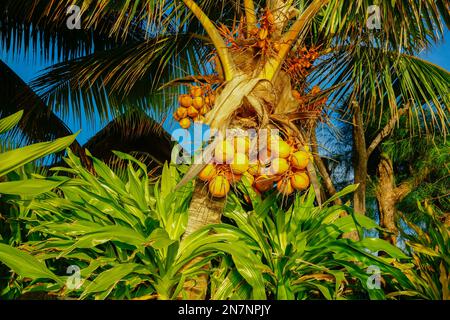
0, 243, 62, 284
322, 184, 359, 206
355, 238, 409, 259
0, 178, 69, 196
59, 225, 146, 258
80, 263, 141, 299
0, 133, 78, 177
146, 228, 175, 250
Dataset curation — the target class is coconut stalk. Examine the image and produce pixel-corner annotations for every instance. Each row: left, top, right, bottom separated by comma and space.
178, 0, 329, 299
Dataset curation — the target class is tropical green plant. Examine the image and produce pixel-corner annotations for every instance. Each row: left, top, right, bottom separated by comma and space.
210, 182, 414, 300
0, 111, 77, 296
0, 151, 268, 299
0, 148, 421, 300
1, 0, 449, 300
392, 202, 449, 300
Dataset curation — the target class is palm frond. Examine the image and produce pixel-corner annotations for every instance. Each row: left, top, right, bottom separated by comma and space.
312, 44, 450, 134
312, 0, 449, 54
0, 0, 144, 64
0, 59, 83, 155
30, 33, 211, 122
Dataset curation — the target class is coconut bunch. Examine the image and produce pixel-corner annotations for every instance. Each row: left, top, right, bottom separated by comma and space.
173, 85, 216, 129
197, 132, 312, 199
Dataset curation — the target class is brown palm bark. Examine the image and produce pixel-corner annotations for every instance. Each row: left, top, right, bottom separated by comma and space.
180, 182, 226, 300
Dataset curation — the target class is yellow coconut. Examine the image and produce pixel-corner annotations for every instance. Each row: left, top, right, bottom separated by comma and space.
190, 86, 203, 97
234, 136, 250, 154
208, 175, 230, 198
192, 96, 204, 109
269, 139, 291, 159
254, 175, 273, 193
291, 151, 309, 169
269, 158, 290, 175
214, 140, 235, 164
179, 94, 193, 108
176, 107, 188, 119
179, 118, 191, 129
230, 153, 249, 174
187, 106, 199, 118
290, 172, 310, 191
200, 105, 210, 115
277, 179, 294, 196
198, 164, 217, 182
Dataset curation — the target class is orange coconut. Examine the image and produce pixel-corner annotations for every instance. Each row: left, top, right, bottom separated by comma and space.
254, 175, 273, 193
198, 164, 217, 182
192, 96, 204, 109
223, 170, 242, 183
214, 140, 235, 164
190, 86, 203, 97
208, 175, 230, 198
176, 107, 188, 119
179, 94, 193, 108
179, 118, 191, 129
277, 179, 294, 196
269, 139, 291, 159
290, 151, 309, 169
230, 153, 249, 174
269, 158, 290, 175
290, 172, 310, 191
187, 106, 199, 118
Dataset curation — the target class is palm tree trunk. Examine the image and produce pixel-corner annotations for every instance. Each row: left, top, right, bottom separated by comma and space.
181, 181, 226, 299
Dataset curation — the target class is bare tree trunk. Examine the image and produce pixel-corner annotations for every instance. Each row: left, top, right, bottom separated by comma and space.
375, 155, 398, 244
181, 182, 226, 300
375, 153, 416, 244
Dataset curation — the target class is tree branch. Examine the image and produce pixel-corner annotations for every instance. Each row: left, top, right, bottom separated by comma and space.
367, 106, 409, 158
311, 129, 342, 205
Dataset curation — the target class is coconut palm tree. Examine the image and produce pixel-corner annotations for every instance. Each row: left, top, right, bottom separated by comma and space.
1, 0, 449, 297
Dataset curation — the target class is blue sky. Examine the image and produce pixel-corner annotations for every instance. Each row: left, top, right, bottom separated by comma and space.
1, 31, 449, 146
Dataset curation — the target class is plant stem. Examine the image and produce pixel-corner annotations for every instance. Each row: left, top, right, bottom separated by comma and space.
181, 0, 236, 80
244, 0, 257, 34
259, 0, 329, 81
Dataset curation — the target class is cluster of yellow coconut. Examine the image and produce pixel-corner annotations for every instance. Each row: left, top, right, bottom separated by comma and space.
173, 86, 215, 129
198, 133, 311, 199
